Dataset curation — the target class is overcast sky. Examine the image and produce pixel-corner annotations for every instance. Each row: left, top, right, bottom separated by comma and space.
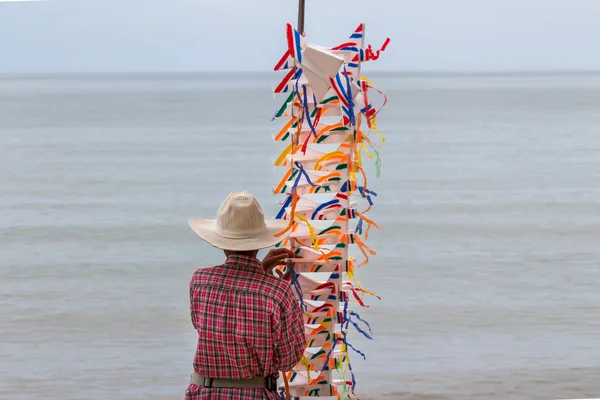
0, 0, 599, 73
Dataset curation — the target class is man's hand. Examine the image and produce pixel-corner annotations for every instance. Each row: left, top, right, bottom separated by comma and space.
262, 248, 296, 280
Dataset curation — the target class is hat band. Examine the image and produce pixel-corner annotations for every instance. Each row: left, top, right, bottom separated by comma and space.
215, 224, 268, 239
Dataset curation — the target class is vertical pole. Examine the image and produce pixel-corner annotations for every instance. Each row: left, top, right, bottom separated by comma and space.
297, 0, 305, 34
288, 1, 305, 399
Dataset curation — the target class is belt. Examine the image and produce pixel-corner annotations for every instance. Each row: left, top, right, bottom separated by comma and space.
190, 372, 278, 391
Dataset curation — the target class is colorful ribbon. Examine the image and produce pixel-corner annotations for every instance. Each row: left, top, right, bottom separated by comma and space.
272, 22, 389, 400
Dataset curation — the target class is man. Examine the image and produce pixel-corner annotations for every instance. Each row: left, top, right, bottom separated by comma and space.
185, 191, 306, 400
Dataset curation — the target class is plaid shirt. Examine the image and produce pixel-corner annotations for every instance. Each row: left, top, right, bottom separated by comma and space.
185, 254, 305, 400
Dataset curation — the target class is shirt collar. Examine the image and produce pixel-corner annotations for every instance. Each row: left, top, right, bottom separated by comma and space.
224, 254, 263, 272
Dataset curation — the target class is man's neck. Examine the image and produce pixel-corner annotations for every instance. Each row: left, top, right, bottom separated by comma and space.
224, 250, 259, 259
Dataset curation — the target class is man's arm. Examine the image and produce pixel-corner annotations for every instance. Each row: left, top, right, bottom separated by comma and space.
273, 285, 306, 371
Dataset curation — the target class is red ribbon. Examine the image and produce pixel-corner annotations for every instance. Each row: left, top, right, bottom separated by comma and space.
364, 38, 391, 61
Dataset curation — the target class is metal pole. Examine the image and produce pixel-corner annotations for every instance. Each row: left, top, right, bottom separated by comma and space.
297, 0, 305, 34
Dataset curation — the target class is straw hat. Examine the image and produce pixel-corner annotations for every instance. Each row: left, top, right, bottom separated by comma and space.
189, 191, 290, 251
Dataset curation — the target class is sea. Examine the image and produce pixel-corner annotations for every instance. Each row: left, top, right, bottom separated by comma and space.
1, 71, 600, 400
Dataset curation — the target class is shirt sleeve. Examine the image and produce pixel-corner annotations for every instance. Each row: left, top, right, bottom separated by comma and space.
272, 284, 306, 371
189, 273, 199, 330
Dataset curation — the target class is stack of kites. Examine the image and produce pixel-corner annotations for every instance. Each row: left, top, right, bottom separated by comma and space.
271, 23, 390, 400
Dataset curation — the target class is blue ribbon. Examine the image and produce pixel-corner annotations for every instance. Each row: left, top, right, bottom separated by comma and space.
348, 318, 373, 340
310, 198, 339, 220
341, 331, 361, 392
289, 260, 307, 312
339, 181, 376, 206
275, 195, 292, 219
350, 311, 373, 335
340, 294, 368, 393
357, 185, 377, 206
342, 65, 356, 127
292, 162, 333, 195
345, 344, 358, 391
321, 294, 348, 371
301, 85, 318, 139
355, 218, 364, 235
344, 338, 367, 361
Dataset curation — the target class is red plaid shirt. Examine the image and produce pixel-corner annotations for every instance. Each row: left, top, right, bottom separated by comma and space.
185, 254, 305, 400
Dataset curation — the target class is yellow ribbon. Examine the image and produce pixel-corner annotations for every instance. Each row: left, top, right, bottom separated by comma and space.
314, 150, 348, 171
299, 355, 311, 379
274, 143, 293, 167
293, 213, 319, 250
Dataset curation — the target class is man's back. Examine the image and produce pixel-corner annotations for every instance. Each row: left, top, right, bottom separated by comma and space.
186, 254, 305, 400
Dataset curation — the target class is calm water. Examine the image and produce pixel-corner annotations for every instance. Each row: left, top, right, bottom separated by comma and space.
1, 72, 600, 400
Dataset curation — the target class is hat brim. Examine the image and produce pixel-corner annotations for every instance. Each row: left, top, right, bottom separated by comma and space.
188, 218, 291, 251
